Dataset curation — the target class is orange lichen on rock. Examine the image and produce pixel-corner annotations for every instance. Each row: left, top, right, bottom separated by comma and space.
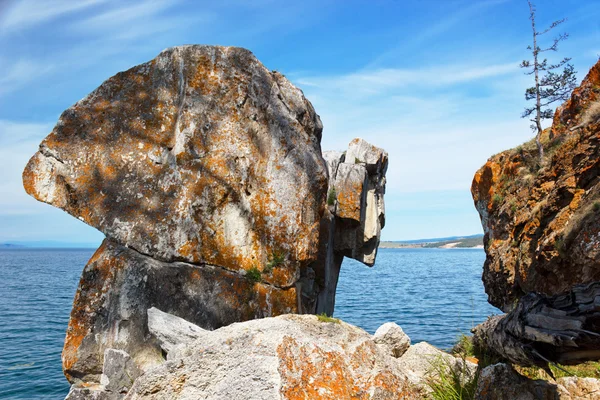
22, 45, 327, 279
276, 334, 416, 400
472, 58, 600, 310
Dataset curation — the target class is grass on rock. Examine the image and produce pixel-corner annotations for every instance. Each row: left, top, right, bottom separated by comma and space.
316, 313, 340, 323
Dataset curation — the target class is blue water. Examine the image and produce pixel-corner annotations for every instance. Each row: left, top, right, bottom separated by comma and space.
0, 247, 498, 399
335, 248, 499, 348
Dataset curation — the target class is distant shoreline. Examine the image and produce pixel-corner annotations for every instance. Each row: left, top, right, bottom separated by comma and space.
379, 235, 484, 249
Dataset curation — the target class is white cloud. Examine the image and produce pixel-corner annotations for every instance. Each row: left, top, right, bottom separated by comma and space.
0, 59, 55, 96
0, 120, 52, 215
0, 0, 105, 33
293, 60, 535, 195
68, 0, 207, 41
297, 62, 518, 95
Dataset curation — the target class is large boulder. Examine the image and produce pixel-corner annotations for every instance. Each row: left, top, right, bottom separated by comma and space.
23, 45, 327, 284
22, 44, 389, 394
125, 313, 421, 399
471, 59, 600, 311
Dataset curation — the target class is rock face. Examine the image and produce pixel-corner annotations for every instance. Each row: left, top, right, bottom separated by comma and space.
125, 314, 420, 399
62, 239, 298, 383
471, 59, 600, 311
22, 45, 388, 394
475, 363, 600, 400
23, 45, 326, 285
314, 139, 387, 315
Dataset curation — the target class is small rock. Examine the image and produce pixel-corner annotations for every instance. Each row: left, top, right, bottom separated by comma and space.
557, 376, 600, 399
100, 349, 141, 394
65, 385, 114, 400
475, 363, 559, 400
373, 322, 410, 358
147, 307, 206, 354
397, 342, 476, 389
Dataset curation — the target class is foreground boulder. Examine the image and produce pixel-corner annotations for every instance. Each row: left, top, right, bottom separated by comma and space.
22, 45, 388, 392
475, 363, 600, 400
471, 59, 600, 311
126, 313, 420, 399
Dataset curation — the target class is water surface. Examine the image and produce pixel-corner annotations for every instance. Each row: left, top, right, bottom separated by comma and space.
0, 247, 498, 399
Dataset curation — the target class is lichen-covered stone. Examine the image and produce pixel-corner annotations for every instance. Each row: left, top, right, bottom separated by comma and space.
313, 140, 387, 315
23, 45, 327, 287
63, 239, 297, 385
125, 314, 421, 399
22, 45, 390, 396
471, 59, 600, 310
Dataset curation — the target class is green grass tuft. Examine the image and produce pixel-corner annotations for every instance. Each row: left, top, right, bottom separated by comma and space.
327, 187, 337, 206
425, 356, 479, 400
316, 313, 340, 323
265, 250, 286, 272
246, 266, 262, 283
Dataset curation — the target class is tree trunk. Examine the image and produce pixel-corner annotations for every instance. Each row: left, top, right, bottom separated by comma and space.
529, 1, 545, 160
473, 281, 600, 369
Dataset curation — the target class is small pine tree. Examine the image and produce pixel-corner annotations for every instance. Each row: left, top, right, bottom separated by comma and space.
520, 0, 577, 160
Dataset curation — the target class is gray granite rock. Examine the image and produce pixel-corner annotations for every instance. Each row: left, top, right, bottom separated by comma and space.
373, 322, 411, 358
124, 314, 420, 399
100, 349, 141, 395
147, 307, 206, 354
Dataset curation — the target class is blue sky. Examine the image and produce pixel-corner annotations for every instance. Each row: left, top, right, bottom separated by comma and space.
1, 0, 599, 244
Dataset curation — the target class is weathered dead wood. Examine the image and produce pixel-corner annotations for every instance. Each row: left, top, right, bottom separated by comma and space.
473, 281, 600, 370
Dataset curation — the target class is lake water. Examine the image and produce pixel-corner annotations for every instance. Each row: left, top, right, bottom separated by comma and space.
0, 247, 499, 399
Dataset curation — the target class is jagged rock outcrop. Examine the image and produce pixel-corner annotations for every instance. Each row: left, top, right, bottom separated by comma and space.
472, 282, 600, 368
314, 139, 387, 315
471, 60, 600, 369
22, 44, 387, 395
472, 59, 600, 311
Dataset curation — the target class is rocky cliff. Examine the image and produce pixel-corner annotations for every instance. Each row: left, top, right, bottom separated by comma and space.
472, 59, 600, 311
22, 45, 387, 396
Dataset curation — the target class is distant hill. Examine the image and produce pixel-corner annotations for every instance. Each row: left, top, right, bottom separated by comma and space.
0, 243, 26, 249
379, 234, 484, 249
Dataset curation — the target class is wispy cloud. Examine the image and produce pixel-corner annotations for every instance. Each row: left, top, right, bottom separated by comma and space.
292, 60, 532, 196
0, 0, 105, 34
68, 0, 208, 41
0, 59, 55, 96
296, 62, 518, 95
